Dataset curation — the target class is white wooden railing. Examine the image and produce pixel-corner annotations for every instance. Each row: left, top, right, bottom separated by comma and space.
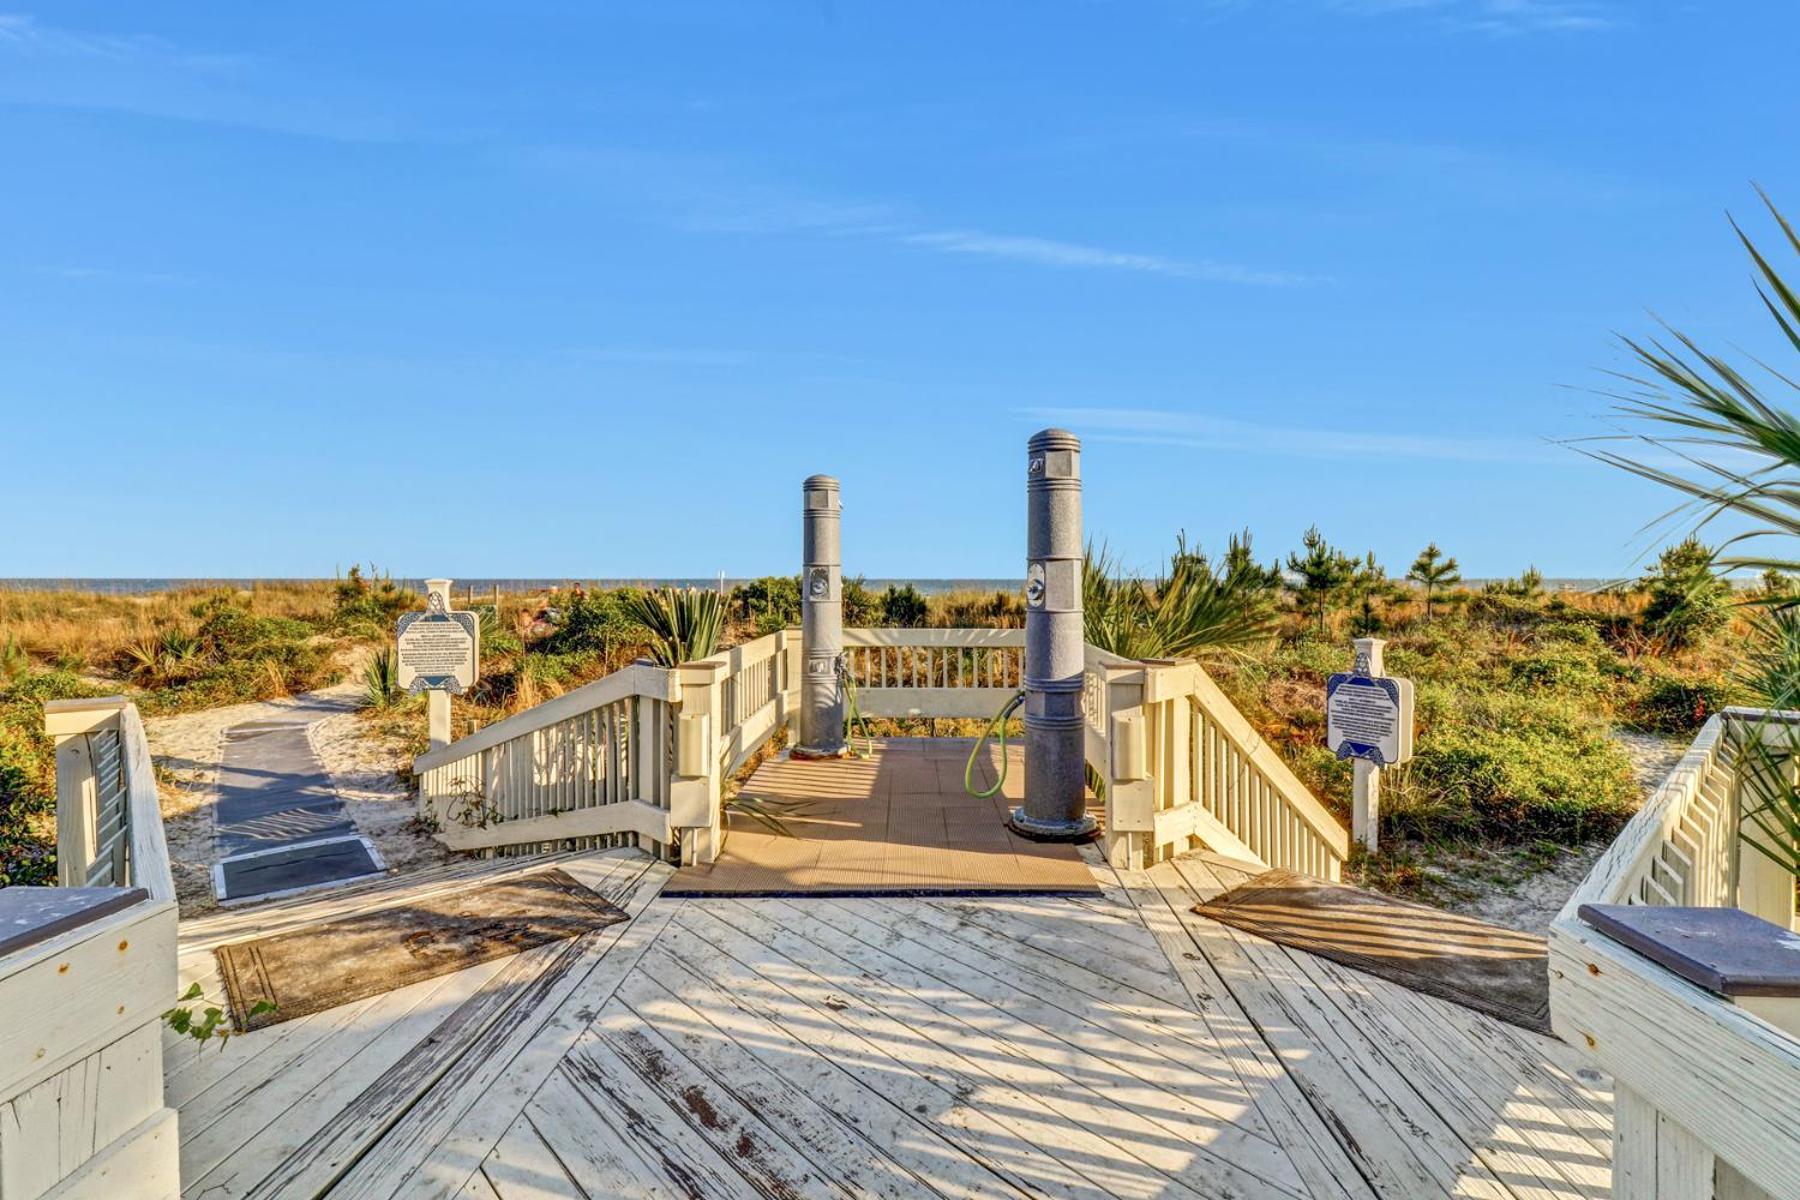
1549, 710, 1800, 1200
415, 631, 799, 863
11, 697, 183, 1198
415, 659, 686, 857
1080, 653, 1350, 878
43, 696, 175, 902
843, 627, 1023, 720
419, 627, 1348, 879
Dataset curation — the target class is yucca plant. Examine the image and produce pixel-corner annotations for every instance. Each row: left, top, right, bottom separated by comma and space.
622, 587, 725, 666
361, 648, 401, 709
1589, 188, 1800, 878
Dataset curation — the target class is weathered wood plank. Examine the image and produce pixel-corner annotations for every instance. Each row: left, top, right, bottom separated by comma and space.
552, 1022, 758, 1198
615, 966, 949, 1199
810, 896, 1283, 1149
1162, 857, 1513, 1199
178, 958, 510, 1197
680, 900, 1294, 1200
633, 938, 1026, 1200
246, 935, 587, 1197
477, 1113, 584, 1200
1119, 873, 1373, 1200
516, 1073, 663, 1199
362, 863, 675, 1199
652, 916, 1105, 1199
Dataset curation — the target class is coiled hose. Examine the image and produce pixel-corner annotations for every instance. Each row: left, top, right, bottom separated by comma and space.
965, 688, 1026, 798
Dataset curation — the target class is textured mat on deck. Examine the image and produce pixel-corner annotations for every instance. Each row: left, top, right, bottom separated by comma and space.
1195, 869, 1551, 1033
666, 737, 1099, 896
215, 868, 628, 1030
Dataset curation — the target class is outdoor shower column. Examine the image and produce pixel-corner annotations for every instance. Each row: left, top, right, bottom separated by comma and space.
795, 474, 848, 758
1013, 429, 1096, 839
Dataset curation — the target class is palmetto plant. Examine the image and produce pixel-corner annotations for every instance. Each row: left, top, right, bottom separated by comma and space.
123, 626, 205, 684
1588, 188, 1800, 878
622, 587, 725, 666
1083, 534, 1278, 661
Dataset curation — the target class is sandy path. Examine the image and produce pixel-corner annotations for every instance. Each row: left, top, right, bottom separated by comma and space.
146, 677, 453, 916
1445, 727, 1690, 936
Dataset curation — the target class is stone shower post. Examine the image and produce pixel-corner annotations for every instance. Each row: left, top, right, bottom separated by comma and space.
1013, 429, 1096, 839
795, 475, 847, 758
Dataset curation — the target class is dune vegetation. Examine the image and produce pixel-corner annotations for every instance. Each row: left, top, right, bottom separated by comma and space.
0, 540, 1765, 897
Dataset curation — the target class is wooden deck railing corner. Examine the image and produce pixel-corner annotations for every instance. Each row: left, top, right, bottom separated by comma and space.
43, 695, 175, 903
1548, 708, 1800, 1200
22, 696, 182, 1199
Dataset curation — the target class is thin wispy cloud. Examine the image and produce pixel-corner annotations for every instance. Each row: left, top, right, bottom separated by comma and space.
517, 147, 1307, 287
1319, 0, 1618, 34
32, 264, 192, 285
0, 12, 240, 69
1023, 406, 1563, 464
904, 231, 1314, 286
0, 12, 410, 142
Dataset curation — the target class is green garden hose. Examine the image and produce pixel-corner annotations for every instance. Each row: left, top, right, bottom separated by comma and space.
965, 689, 1026, 798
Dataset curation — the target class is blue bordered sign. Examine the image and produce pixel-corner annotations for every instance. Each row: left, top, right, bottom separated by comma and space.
1326, 671, 1414, 766
396, 583, 480, 695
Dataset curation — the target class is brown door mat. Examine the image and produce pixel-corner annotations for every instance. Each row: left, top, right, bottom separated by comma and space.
216, 868, 628, 1031
1195, 869, 1551, 1034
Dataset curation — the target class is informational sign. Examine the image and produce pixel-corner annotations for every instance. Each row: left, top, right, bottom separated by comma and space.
396, 581, 479, 694
1326, 671, 1414, 767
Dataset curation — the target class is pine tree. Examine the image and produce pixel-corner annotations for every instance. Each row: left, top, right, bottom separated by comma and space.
1285, 526, 1356, 634
1406, 543, 1462, 622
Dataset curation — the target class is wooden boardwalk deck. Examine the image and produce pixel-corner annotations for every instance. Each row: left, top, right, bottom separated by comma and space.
168, 846, 1613, 1199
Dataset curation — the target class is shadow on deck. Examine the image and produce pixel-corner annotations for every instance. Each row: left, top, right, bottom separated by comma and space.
168, 844, 1613, 1199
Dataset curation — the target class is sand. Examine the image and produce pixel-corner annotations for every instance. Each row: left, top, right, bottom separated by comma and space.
144, 668, 452, 917
1444, 728, 1690, 936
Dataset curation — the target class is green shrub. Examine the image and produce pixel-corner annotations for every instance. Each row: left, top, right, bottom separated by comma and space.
362, 649, 401, 709
331, 565, 414, 635
1508, 650, 1605, 695
1400, 692, 1637, 841
1639, 538, 1732, 650
732, 576, 800, 636
539, 589, 641, 659
843, 576, 880, 626
0, 671, 108, 886
1633, 673, 1737, 734
879, 584, 929, 627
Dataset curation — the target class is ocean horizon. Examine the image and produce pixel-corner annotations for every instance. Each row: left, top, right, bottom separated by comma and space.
0, 575, 1646, 596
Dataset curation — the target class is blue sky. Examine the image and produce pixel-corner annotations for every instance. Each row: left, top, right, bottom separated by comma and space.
2, 2, 1795, 580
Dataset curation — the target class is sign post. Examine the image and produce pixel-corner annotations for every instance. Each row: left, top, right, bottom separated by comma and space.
1326, 636, 1414, 853
397, 577, 480, 752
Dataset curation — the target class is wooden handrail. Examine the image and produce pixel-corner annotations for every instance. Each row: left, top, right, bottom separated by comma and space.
414, 662, 678, 773
44, 697, 174, 904
1557, 714, 1731, 916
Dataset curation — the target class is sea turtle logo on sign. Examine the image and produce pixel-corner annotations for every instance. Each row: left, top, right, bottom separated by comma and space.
396, 583, 480, 695
1326, 668, 1415, 767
